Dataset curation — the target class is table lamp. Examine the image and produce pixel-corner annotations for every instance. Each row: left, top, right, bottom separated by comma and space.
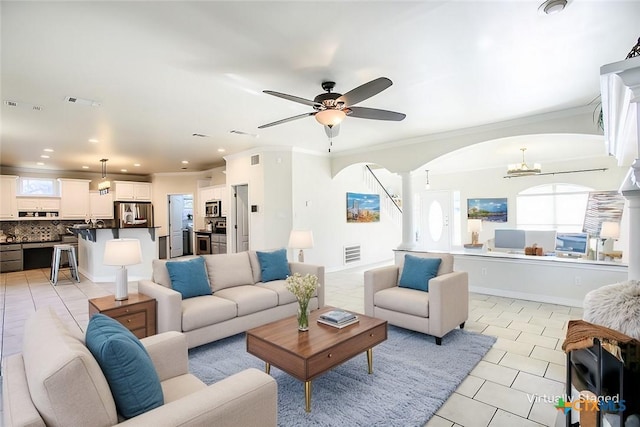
288, 230, 314, 262
600, 221, 620, 259
464, 219, 483, 248
103, 238, 142, 300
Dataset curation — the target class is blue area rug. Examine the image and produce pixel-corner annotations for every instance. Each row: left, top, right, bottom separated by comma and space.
189, 325, 496, 427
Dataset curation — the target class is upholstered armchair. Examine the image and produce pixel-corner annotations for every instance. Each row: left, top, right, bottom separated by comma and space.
364, 252, 468, 345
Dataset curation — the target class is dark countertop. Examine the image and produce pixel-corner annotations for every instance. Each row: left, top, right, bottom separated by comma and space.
194, 229, 226, 235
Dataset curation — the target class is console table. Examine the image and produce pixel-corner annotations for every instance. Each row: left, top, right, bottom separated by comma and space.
395, 250, 628, 307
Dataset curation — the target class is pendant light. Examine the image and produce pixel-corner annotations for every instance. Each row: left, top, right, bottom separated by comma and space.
99, 158, 111, 195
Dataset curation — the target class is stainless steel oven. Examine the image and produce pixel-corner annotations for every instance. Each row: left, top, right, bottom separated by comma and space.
196, 233, 211, 255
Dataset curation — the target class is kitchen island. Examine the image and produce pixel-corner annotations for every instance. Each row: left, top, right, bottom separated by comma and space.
73, 227, 158, 283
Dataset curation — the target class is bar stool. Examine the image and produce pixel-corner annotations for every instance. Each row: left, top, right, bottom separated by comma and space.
50, 244, 80, 285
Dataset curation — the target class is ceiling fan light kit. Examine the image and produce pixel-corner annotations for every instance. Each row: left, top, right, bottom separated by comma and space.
315, 109, 345, 126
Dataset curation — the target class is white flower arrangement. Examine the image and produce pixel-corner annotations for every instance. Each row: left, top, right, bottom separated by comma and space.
285, 273, 320, 303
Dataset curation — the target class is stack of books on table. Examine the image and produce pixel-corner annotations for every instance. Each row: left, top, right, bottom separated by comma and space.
317, 309, 359, 328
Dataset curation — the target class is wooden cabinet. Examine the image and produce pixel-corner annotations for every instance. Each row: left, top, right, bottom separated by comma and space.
90, 191, 114, 219
0, 175, 18, 220
59, 179, 90, 219
88, 293, 157, 339
113, 181, 152, 201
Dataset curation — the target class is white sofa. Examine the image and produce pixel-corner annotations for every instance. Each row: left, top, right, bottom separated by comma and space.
364, 252, 468, 345
139, 251, 325, 349
3, 307, 277, 427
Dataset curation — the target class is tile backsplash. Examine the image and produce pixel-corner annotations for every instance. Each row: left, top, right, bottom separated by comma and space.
1, 220, 86, 242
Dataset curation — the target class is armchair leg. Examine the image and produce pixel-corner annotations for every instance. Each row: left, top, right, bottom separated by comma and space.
460, 322, 465, 329
435, 337, 442, 346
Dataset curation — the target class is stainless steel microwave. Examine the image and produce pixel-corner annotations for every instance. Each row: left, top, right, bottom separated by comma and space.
205, 200, 222, 217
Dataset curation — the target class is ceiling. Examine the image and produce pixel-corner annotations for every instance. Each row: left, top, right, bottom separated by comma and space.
1, 1, 639, 176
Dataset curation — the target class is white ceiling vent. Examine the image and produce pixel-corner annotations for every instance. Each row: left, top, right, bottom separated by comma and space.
64, 96, 101, 107
4, 100, 43, 111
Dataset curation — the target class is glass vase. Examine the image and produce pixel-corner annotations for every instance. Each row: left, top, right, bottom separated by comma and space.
297, 300, 310, 332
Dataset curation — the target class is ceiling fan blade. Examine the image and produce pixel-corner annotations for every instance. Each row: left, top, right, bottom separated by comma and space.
347, 106, 406, 121
337, 77, 392, 107
258, 112, 315, 129
324, 124, 340, 138
263, 90, 321, 108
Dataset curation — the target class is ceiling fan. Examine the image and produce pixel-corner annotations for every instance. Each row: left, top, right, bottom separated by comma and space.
258, 77, 406, 142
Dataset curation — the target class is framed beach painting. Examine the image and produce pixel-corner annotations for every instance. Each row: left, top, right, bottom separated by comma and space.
346, 192, 380, 223
467, 198, 508, 222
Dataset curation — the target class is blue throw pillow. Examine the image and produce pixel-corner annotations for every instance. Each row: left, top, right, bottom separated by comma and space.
398, 255, 442, 292
85, 314, 164, 419
256, 248, 291, 282
166, 257, 212, 299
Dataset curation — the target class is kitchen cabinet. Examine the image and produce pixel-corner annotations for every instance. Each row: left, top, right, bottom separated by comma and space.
113, 181, 152, 201
0, 175, 18, 220
16, 197, 61, 220
59, 179, 90, 219
90, 191, 114, 219
212, 234, 227, 254
0, 243, 23, 272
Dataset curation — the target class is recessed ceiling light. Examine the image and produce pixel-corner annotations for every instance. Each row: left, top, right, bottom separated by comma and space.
89, 138, 99, 143
82, 165, 89, 169
181, 160, 189, 164
133, 163, 141, 167
538, 0, 568, 15
36, 162, 45, 166
40, 155, 50, 159
43, 148, 54, 152
217, 148, 226, 153
120, 169, 128, 172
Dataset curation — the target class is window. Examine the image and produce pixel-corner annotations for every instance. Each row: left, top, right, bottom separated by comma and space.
18, 177, 59, 196
516, 183, 593, 232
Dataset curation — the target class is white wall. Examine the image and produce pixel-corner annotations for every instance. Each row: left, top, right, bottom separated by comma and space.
292, 151, 401, 270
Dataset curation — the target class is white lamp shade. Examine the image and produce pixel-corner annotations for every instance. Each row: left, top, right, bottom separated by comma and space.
315, 109, 346, 126
600, 222, 620, 239
103, 239, 142, 266
467, 219, 483, 233
288, 230, 314, 249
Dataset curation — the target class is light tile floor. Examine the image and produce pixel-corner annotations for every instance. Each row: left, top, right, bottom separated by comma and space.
0, 262, 575, 427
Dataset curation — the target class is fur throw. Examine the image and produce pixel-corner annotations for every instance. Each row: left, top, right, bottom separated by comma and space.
583, 280, 640, 341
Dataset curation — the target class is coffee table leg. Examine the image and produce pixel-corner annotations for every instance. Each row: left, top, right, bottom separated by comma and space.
305, 380, 312, 412
367, 348, 373, 374
265, 362, 270, 375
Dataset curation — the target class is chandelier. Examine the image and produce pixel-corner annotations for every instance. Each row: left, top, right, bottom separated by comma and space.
507, 148, 541, 176
98, 158, 111, 195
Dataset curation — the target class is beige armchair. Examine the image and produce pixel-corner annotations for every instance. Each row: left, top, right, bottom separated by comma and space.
364, 252, 468, 345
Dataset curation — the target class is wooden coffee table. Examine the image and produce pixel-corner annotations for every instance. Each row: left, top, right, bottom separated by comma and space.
246, 307, 387, 412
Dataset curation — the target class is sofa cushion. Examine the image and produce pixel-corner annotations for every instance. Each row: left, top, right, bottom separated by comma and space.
181, 295, 238, 332
399, 255, 441, 292
248, 250, 263, 283
86, 314, 164, 419
215, 285, 279, 316
152, 256, 199, 288
204, 252, 255, 292
166, 256, 212, 299
256, 248, 291, 282
22, 307, 118, 427
375, 287, 430, 317
260, 279, 297, 305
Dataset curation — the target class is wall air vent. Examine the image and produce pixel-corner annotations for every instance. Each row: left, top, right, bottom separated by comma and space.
344, 245, 361, 264
251, 154, 260, 166
64, 96, 101, 107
